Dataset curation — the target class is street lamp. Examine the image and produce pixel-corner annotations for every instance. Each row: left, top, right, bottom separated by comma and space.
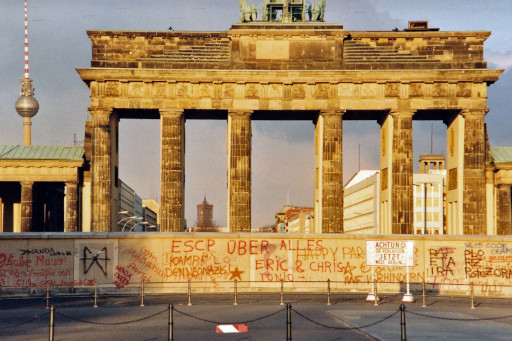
130, 221, 149, 232
122, 217, 142, 232
118, 215, 137, 225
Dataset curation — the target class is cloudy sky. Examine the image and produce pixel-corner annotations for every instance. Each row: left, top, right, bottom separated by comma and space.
1, 0, 511, 228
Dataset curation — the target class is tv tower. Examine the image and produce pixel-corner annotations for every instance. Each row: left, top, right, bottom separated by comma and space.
15, 0, 39, 146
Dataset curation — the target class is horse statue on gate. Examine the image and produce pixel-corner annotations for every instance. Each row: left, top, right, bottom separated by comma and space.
308, 0, 326, 21
239, 0, 257, 22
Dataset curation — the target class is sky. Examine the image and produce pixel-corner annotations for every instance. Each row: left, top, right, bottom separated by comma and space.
1, 0, 511, 228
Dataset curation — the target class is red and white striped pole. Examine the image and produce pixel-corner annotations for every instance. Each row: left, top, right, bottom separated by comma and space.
216, 324, 248, 333
24, 0, 30, 79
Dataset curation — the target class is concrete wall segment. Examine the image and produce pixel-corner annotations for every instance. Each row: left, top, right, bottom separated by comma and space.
3, 233, 512, 295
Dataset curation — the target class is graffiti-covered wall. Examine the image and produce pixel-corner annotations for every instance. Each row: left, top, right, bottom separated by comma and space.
0, 234, 511, 296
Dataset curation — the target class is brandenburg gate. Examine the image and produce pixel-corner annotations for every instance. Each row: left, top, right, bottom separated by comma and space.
77, 11, 502, 234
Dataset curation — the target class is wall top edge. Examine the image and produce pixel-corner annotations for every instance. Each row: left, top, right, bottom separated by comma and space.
1, 232, 512, 242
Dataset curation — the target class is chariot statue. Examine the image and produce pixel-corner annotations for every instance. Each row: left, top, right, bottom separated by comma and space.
239, 0, 258, 22
239, 0, 327, 23
308, 0, 326, 21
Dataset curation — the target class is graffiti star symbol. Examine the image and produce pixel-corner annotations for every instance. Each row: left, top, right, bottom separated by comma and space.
229, 267, 244, 281
344, 262, 356, 276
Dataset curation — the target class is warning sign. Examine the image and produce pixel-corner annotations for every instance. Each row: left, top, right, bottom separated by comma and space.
366, 241, 414, 267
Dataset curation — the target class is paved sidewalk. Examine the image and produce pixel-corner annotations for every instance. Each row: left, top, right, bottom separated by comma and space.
0, 292, 511, 340
327, 294, 512, 341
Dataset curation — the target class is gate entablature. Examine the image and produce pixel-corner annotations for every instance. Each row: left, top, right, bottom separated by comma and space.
78, 68, 499, 113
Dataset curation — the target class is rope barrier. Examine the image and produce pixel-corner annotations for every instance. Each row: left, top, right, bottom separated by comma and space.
407, 310, 512, 322
55, 308, 168, 326
173, 306, 286, 325
292, 307, 400, 330
0, 311, 49, 331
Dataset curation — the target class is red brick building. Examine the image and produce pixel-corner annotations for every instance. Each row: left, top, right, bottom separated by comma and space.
197, 196, 213, 227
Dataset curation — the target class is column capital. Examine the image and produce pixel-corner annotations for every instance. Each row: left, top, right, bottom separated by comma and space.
228, 110, 252, 118
20, 181, 34, 188
497, 183, 511, 189
389, 109, 416, 118
320, 110, 345, 117
160, 109, 184, 118
460, 108, 489, 118
89, 108, 112, 127
88, 107, 113, 116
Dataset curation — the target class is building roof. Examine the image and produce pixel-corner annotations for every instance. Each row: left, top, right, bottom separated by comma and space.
0, 145, 84, 161
345, 170, 380, 189
490, 147, 512, 163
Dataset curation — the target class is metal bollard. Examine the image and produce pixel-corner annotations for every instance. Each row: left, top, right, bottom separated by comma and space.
234, 279, 238, 306
470, 282, 475, 310
400, 304, 407, 341
49, 306, 55, 341
286, 303, 292, 341
280, 279, 284, 306
327, 279, 331, 306
374, 280, 378, 307
168, 304, 174, 341
140, 280, 145, 307
187, 279, 192, 306
93, 282, 98, 308
422, 281, 426, 308
46, 285, 50, 310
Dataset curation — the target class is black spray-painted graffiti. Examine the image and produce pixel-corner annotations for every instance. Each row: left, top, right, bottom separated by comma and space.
81, 247, 110, 276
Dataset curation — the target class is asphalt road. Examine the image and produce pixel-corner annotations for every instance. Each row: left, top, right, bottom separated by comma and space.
1, 293, 512, 340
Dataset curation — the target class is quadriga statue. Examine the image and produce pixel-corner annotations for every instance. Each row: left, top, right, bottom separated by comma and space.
239, 0, 257, 22
308, 0, 326, 21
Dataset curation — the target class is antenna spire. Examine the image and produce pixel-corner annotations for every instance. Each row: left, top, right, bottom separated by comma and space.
15, 0, 39, 146
24, 0, 30, 79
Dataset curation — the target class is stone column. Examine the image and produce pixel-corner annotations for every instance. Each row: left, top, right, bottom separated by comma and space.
20, 181, 34, 232
497, 185, 512, 235
462, 110, 487, 235
392, 110, 414, 234
380, 110, 415, 234
90, 109, 112, 232
0, 197, 3, 232
160, 110, 185, 232
314, 111, 344, 234
65, 181, 78, 232
227, 111, 251, 232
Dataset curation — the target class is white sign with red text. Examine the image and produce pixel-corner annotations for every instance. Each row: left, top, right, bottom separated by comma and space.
366, 240, 414, 267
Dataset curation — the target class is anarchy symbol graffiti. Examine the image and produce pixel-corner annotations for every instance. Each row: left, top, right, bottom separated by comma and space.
81, 247, 110, 276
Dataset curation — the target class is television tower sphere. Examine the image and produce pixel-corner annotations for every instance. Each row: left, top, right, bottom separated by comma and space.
15, 93, 39, 118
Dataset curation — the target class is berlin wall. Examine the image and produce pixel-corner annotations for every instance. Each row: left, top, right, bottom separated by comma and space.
1, 233, 511, 296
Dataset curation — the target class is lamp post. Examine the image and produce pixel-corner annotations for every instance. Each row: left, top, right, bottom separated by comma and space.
117, 215, 137, 231
130, 221, 149, 232
119, 216, 137, 224
122, 217, 142, 232
117, 211, 130, 230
